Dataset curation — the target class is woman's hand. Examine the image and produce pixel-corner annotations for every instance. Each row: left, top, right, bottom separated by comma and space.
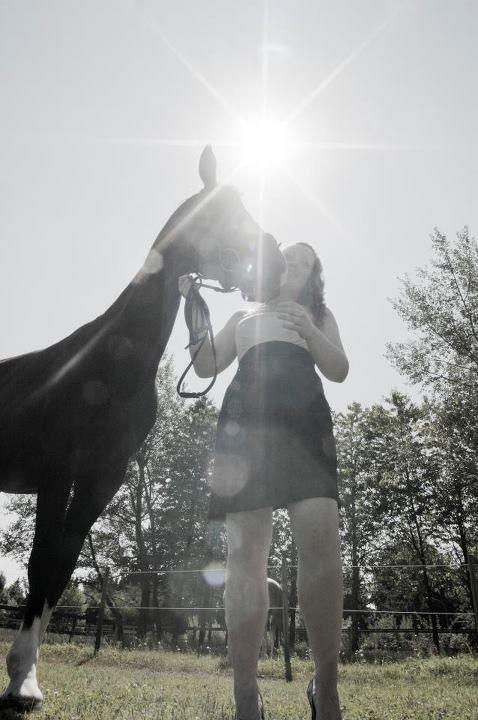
276, 301, 316, 340
178, 274, 195, 299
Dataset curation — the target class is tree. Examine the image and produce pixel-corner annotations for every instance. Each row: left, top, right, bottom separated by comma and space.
386, 227, 478, 394
334, 402, 386, 655
424, 394, 478, 617
386, 226, 478, 641
0, 494, 36, 567
363, 392, 449, 651
0, 573, 26, 606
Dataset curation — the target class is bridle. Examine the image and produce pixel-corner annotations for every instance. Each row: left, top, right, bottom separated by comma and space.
176, 274, 237, 399
176, 234, 282, 398
177, 242, 252, 399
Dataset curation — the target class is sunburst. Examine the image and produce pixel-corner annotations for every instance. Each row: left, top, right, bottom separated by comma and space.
118, 0, 406, 237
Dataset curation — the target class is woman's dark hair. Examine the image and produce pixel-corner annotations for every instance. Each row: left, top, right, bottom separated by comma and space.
294, 242, 327, 328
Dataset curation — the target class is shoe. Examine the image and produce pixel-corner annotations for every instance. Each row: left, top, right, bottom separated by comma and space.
307, 680, 344, 720
306, 678, 316, 720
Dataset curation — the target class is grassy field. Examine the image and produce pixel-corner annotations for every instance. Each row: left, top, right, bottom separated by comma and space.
0, 642, 477, 719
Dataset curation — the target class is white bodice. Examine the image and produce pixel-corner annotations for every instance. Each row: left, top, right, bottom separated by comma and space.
235, 304, 310, 362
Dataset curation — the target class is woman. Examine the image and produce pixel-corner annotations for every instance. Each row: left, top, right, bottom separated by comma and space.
179, 242, 348, 720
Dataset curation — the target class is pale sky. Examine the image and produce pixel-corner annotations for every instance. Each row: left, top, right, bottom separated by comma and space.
1, 0, 477, 582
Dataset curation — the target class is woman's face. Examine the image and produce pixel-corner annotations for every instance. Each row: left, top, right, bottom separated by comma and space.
282, 244, 316, 297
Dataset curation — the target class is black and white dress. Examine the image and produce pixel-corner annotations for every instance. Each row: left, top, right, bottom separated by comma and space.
208, 304, 339, 520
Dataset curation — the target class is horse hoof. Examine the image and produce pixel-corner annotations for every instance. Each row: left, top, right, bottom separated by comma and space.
0, 694, 43, 713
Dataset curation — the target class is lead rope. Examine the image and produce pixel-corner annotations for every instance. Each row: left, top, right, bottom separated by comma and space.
176, 277, 235, 398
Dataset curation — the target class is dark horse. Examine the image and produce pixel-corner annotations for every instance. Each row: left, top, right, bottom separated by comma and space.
222, 578, 283, 657
0, 147, 285, 711
265, 578, 284, 656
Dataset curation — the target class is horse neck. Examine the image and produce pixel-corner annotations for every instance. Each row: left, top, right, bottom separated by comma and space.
107, 239, 193, 376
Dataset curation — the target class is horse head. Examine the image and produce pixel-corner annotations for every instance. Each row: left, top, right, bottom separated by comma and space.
154, 146, 286, 302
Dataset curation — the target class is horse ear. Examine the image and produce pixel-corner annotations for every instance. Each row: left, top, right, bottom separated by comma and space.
199, 145, 217, 190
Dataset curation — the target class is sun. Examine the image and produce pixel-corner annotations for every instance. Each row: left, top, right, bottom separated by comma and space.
237, 113, 296, 171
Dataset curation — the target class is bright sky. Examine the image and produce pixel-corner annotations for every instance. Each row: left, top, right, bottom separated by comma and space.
1, 0, 477, 582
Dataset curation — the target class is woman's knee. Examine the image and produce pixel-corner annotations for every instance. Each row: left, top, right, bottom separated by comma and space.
226, 507, 272, 571
289, 497, 341, 566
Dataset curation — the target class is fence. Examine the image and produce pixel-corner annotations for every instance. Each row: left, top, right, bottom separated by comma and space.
1, 556, 477, 679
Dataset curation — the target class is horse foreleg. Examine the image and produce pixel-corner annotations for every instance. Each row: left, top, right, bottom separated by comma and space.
2, 461, 126, 712
1, 478, 71, 711
3, 601, 52, 711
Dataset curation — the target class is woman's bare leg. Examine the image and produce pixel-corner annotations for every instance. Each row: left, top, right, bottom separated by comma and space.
288, 497, 343, 720
225, 507, 273, 720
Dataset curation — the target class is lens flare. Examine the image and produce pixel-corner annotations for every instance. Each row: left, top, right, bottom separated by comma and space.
202, 562, 226, 587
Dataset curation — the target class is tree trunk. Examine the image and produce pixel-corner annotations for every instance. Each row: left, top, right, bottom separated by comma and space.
409, 497, 441, 653
350, 472, 361, 655
289, 542, 298, 652
138, 578, 150, 640
134, 456, 151, 640
107, 598, 125, 644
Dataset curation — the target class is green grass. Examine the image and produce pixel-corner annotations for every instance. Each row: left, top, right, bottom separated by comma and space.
0, 642, 477, 719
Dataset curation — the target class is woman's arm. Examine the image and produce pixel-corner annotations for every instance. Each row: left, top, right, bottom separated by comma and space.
277, 302, 349, 383
179, 275, 246, 378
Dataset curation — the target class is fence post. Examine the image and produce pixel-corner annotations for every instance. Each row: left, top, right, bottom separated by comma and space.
281, 554, 293, 682
468, 556, 478, 634
94, 567, 109, 655
68, 614, 78, 644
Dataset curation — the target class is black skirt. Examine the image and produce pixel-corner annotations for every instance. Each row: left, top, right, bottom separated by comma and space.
208, 341, 339, 520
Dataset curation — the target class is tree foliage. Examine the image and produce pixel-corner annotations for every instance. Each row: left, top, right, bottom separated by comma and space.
1, 292, 477, 654
386, 227, 478, 392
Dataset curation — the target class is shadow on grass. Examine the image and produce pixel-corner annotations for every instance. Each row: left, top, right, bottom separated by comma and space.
0, 698, 38, 719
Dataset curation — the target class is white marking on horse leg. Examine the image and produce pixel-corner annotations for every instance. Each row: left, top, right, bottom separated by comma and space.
38, 601, 53, 642
2, 602, 52, 703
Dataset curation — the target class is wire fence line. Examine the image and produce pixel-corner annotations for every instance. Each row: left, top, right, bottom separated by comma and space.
1, 556, 476, 671
0, 604, 475, 616
2, 560, 476, 617
124, 562, 476, 575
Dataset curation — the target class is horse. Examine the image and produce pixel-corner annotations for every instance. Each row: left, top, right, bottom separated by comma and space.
264, 577, 283, 656
221, 578, 284, 657
0, 146, 286, 711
